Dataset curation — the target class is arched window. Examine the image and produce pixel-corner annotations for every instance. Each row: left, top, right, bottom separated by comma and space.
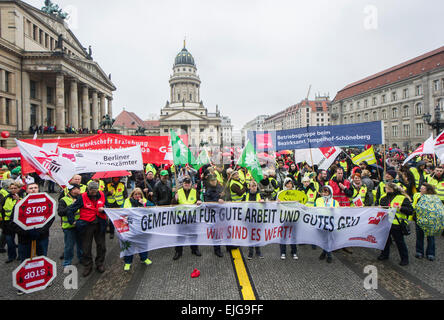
403, 105, 410, 117
392, 107, 398, 118
415, 103, 423, 115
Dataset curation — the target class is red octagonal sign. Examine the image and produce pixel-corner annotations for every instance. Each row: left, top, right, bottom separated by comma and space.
12, 256, 57, 294
13, 193, 56, 231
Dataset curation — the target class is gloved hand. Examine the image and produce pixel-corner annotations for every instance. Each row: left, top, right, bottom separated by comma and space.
28, 229, 40, 241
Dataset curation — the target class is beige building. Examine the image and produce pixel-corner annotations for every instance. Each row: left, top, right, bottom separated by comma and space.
0, 0, 116, 148
331, 46, 444, 150
263, 96, 331, 131
159, 44, 222, 147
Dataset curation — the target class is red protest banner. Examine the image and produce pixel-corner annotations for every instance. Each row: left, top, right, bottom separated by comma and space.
22, 134, 188, 165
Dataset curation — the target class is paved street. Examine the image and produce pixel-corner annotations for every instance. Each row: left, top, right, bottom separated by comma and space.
1, 197, 444, 301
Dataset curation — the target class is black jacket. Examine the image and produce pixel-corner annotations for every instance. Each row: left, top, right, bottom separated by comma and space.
204, 185, 224, 202
152, 180, 172, 206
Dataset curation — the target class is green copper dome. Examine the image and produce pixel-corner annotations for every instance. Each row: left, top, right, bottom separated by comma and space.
174, 47, 195, 66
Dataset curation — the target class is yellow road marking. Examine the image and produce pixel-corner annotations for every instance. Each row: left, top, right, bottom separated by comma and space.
231, 249, 256, 300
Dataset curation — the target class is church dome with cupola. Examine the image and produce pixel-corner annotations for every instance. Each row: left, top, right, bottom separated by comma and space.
174, 46, 195, 66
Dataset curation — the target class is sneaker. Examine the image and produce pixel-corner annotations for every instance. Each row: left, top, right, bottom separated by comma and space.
292, 254, 299, 260
142, 258, 152, 266
110, 234, 114, 240
247, 254, 253, 260
0, 248, 6, 253
258, 253, 264, 259
124, 264, 131, 272
319, 252, 327, 260
281, 254, 286, 260
427, 256, 435, 261
327, 257, 333, 264
415, 253, 424, 259
17, 290, 25, 296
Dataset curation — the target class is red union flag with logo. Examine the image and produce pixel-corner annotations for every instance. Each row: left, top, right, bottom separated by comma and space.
402, 134, 435, 166
435, 131, 444, 163
16, 140, 75, 188
296, 146, 343, 170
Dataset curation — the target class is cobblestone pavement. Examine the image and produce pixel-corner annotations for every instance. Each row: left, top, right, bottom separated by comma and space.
1, 199, 443, 300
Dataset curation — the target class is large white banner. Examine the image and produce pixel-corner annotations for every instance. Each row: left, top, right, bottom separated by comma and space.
106, 202, 394, 258
16, 140, 76, 188
58, 146, 144, 174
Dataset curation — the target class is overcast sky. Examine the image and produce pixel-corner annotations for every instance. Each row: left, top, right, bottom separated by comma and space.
27, 0, 444, 129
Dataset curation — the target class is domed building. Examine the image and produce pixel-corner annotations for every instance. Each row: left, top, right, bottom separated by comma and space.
159, 43, 223, 147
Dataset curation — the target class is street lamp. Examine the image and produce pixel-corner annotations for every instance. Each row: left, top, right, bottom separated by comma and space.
423, 104, 443, 136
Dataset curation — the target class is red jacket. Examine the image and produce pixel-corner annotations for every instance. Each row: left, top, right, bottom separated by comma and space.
79, 191, 106, 222
329, 178, 353, 207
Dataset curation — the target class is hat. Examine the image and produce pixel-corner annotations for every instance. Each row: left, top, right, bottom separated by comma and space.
68, 184, 81, 190
87, 181, 99, 190
302, 176, 311, 183
183, 177, 192, 184
386, 170, 397, 179
160, 170, 169, 176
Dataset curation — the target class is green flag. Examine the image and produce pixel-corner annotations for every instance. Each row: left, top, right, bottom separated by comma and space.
238, 141, 264, 183
193, 150, 210, 171
170, 129, 196, 166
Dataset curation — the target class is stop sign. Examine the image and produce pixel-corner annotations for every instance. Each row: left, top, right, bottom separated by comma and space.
13, 193, 57, 231
12, 256, 57, 294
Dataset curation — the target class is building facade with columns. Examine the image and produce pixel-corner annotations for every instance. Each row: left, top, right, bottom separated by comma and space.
0, 0, 115, 147
331, 46, 444, 150
159, 44, 223, 147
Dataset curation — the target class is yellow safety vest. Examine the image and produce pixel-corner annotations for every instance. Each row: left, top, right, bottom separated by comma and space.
269, 178, 280, 198
177, 188, 197, 205
0, 171, 10, 180
382, 194, 410, 226
305, 189, 318, 207
2, 197, 18, 221
61, 195, 80, 229
238, 170, 252, 186
87, 180, 105, 191
427, 177, 444, 202
106, 183, 126, 206
378, 182, 404, 203
351, 185, 368, 207
0, 189, 9, 198
230, 180, 246, 202
245, 192, 261, 202
214, 171, 224, 186
315, 197, 339, 208
123, 197, 147, 208
410, 167, 429, 190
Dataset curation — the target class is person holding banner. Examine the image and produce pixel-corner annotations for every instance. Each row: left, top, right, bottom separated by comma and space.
172, 176, 202, 261
375, 170, 404, 206
243, 180, 265, 260
122, 188, 153, 271
229, 171, 247, 202
0, 181, 22, 263
87, 178, 105, 192
329, 167, 353, 207
278, 178, 299, 261
153, 171, 173, 206
15, 183, 54, 262
204, 175, 225, 258
378, 183, 414, 266
298, 176, 318, 207
350, 173, 371, 207
67, 182, 107, 277
316, 186, 339, 263
58, 184, 83, 268
105, 177, 128, 240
